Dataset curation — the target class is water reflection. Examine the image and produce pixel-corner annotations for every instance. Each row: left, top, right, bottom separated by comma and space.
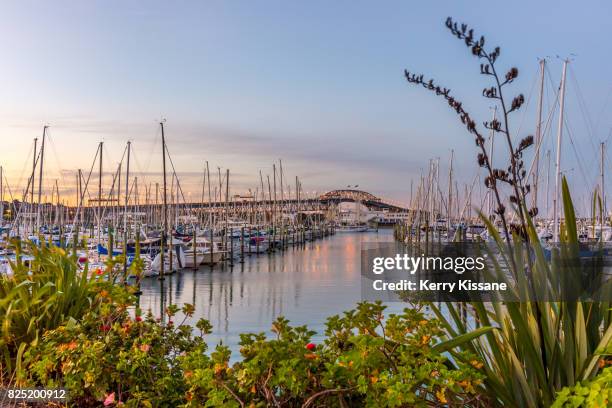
138, 230, 395, 357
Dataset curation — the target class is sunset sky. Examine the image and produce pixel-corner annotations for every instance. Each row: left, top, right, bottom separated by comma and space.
1, 0, 611, 212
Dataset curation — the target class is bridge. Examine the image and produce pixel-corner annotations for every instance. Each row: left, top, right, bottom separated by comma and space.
4, 189, 410, 224
318, 189, 407, 211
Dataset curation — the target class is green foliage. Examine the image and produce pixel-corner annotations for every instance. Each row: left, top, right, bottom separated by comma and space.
182, 301, 487, 407
551, 367, 611, 407
0, 241, 100, 376
428, 178, 612, 407
19, 282, 487, 407
23, 289, 203, 407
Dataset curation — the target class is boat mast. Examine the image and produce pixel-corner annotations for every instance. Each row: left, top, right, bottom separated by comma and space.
600, 142, 605, 234
225, 169, 230, 234
296, 176, 300, 228
259, 170, 265, 224
160, 121, 168, 280
533, 59, 546, 213
206, 161, 211, 227
200, 165, 206, 225
36, 126, 47, 233
30, 137, 37, 235
123, 141, 131, 275
279, 160, 284, 230
553, 59, 568, 242
78, 169, 83, 227
545, 150, 551, 218
447, 150, 453, 232
273, 163, 277, 232
54, 180, 60, 225
97, 141, 103, 245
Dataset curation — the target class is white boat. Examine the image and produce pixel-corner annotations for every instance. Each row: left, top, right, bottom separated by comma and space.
151, 245, 186, 273
336, 224, 368, 233
193, 238, 225, 265
183, 247, 207, 268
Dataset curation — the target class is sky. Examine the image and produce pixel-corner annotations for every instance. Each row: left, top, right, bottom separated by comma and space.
0, 0, 611, 213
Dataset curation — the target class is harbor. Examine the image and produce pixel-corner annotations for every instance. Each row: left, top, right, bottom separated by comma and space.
1, 2, 611, 406
137, 230, 396, 357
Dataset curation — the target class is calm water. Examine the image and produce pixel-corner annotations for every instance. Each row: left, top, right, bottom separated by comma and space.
138, 230, 400, 357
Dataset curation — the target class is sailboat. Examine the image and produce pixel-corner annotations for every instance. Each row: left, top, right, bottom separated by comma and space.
151, 240, 186, 273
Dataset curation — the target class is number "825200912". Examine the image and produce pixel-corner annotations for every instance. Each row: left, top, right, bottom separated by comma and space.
2, 388, 67, 401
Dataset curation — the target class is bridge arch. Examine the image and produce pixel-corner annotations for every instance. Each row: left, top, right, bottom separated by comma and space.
318, 189, 379, 203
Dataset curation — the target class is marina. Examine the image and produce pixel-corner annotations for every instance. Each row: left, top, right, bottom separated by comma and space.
1, 2, 611, 406
137, 230, 396, 357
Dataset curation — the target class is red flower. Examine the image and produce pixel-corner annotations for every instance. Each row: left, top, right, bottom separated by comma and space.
135, 316, 142, 322
306, 343, 316, 351
101, 324, 111, 332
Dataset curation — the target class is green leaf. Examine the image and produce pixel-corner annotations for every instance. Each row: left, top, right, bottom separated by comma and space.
432, 326, 496, 353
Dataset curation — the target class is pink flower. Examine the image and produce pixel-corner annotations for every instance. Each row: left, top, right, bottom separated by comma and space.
103, 392, 115, 406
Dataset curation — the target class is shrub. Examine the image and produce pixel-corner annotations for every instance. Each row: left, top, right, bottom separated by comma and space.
21, 281, 487, 407
0, 241, 100, 376
182, 302, 487, 407
23, 287, 203, 407
551, 367, 612, 407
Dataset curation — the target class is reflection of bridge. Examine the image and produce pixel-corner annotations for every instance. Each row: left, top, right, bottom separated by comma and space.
318, 189, 407, 211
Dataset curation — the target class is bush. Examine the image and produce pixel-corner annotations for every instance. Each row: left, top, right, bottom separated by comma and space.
24, 288, 200, 407
0, 242, 100, 376
182, 302, 487, 407
21, 283, 487, 407
551, 367, 612, 407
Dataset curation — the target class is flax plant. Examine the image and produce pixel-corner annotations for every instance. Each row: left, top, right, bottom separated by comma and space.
0, 241, 97, 377
404, 17, 612, 407
431, 180, 611, 407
